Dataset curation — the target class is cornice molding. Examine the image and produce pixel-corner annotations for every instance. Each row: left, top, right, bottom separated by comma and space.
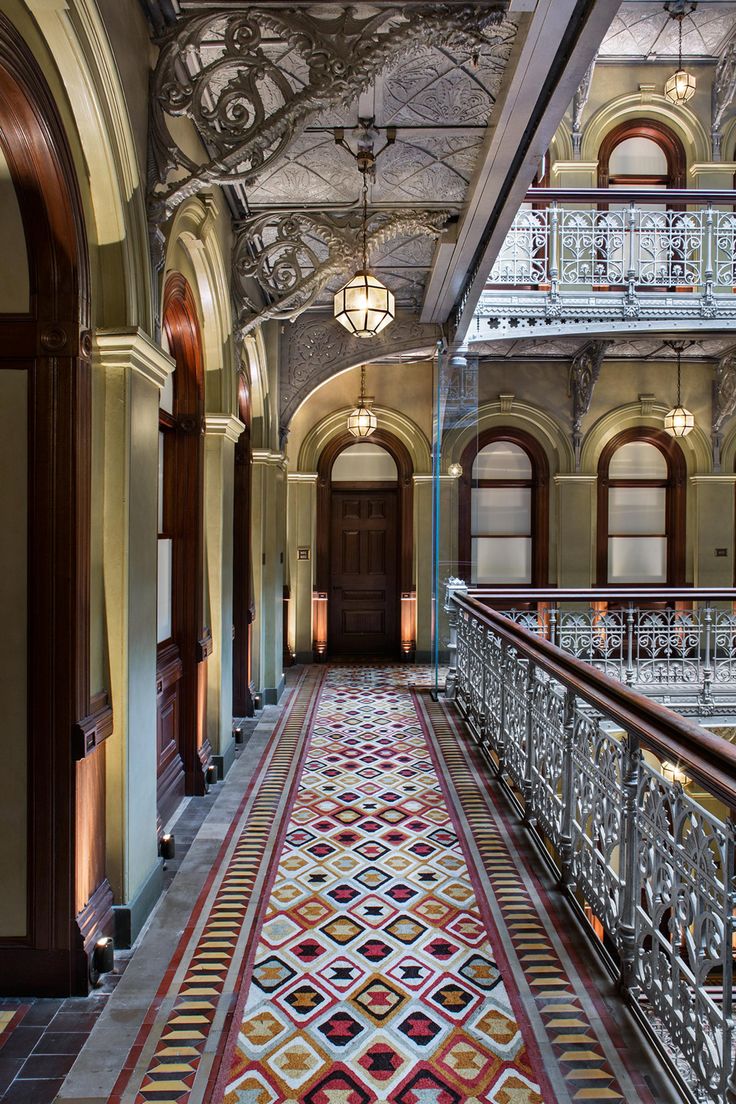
288, 472, 319, 483
204, 414, 245, 442
554, 474, 598, 484
690, 474, 736, 485
93, 328, 174, 389
252, 448, 285, 466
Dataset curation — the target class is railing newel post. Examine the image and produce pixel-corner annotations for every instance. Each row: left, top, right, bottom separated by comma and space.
625, 603, 636, 686
626, 201, 638, 304
495, 638, 507, 774
522, 658, 536, 823
549, 200, 560, 303
704, 201, 714, 306
559, 686, 576, 891
617, 730, 641, 996
549, 605, 558, 647
702, 602, 714, 709
443, 577, 467, 701
724, 821, 736, 1104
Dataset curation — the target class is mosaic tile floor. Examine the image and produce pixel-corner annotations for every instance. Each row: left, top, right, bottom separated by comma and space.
95, 665, 673, 1104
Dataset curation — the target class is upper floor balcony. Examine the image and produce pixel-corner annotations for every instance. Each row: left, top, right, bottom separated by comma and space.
473, 188, 736, 342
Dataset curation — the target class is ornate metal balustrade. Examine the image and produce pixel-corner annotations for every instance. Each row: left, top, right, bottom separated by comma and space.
473, 189, 736, 340
445, 584, 736, 1104
451, 587, 736, 717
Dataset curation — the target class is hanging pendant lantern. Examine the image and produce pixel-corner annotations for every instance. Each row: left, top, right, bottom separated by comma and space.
334, 160, 395, 338
664, 8, 696, 105
664, 344, 694, 437
347, 365, 378, 438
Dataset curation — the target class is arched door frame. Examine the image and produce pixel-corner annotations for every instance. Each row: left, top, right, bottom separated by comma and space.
316, 429, 414, 657
0, 14, 113, 994
458, 427, 550, 586
233, 369, 254, 716
596, 426, 686, 585
161, 273, 211, 800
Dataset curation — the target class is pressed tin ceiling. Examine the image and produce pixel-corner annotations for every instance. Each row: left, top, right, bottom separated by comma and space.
599, 2, 736, 60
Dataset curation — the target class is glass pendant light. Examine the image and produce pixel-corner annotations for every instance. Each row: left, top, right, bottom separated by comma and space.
334, 171, 395, 339
664, 7, 696, 105
346, 365, 378, 438
664, 344, 694, 437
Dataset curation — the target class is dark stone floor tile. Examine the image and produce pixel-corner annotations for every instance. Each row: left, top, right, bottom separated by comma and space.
18, 1003, 61, 1028
0, 1027, 45, 1060
0, 1057, 24, 1094
18, 1052, 77, 1079
1, 1077, 64, 1103
32, 1031, 87, 1055
46, 1013, 99, 1033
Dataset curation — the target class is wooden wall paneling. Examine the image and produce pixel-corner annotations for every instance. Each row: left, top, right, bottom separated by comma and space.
0, 15, 111, 994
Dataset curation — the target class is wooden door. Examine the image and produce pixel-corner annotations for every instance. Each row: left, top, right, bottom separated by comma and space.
329, 489, 399, 656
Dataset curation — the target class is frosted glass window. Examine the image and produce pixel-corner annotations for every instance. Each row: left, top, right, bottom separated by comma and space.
472, 537, 532, 584
608, 486, 665, 535
472, 487, 531, 535
157, 538, 173, 643
332, 443, 398, 481
609, 137, 668, 177
608, 441, 667, 480
608, 537, 667, 583
473, 441, 531, 480
158, 431, 165, 534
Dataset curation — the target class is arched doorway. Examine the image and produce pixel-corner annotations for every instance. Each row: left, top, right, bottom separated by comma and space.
317, 430, 413, 658
0, 15, 111, 994
158, 273, 211, 818
233, 370, 254, 716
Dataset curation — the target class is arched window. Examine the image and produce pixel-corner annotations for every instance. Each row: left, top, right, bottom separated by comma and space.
459, 430, 548, 585
598, 119, 686, 188
597, 429, 685, 585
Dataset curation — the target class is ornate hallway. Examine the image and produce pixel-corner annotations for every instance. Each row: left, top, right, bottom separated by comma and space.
53, 667, 678, 1104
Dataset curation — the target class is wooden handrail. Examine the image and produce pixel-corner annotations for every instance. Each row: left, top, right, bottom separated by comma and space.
524, 187, 736, 205
463, 587, 736, 602
455, 592, 736, 809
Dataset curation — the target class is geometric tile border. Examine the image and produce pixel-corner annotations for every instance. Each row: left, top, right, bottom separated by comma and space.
415, 689, 659, 1104
109, 666, 326, 1104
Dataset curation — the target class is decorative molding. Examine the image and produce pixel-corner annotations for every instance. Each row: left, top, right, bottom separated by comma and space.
639, 393, 657, 416
712, 41, 736, 159
234, 208, 451, 333
690, 474, 736, 485
712, 349, 736, 470
499, 393, 515, 413
571, 57, 596, 158
252, 448, 286, 467
280, 311, 439, 428
94, 328, 174, 389
554, 473, 598, 484
149, 5, 513, 217
288, 472, 319, 483
689, 161, 736, 179
204, 414, 245, 443
569, 339, 611, 470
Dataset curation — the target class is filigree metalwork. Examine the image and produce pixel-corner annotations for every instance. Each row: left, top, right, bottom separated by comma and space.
571, 58, 595, 158
712, 41, 736, 159
489, 208, 547, 285
234, 207, 451, 332
150, 5, 513, 216
450, 587, 736, 1102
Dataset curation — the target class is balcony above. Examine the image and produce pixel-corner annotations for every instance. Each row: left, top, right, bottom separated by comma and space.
471, 188, 736, 343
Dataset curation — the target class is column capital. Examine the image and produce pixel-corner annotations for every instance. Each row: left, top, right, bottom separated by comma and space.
93, 328, 174, 389
204, 414, 245, 442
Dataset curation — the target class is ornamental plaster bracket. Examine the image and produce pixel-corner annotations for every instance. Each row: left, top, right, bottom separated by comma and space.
148, 4, 508, 221
569, 339, 611, 470
279, 311, 440, 431
711, 347, 736, 469
711, 41, 736, 160
571, 57, 596, 160
233, 207, 453, 335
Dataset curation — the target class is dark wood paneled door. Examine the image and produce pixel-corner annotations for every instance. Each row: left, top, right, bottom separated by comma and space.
329, 488, 399, 656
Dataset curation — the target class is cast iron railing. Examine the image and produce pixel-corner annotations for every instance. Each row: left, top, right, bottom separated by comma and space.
445, 582, 736, 1104
452, 587, 736, 717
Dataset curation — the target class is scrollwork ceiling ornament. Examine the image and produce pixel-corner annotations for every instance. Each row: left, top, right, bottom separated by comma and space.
280, 311, 439, 428
149, 5, 513, 218
233, 207, 452, 334
711, 41, 736, 160
569, 339, 611, 469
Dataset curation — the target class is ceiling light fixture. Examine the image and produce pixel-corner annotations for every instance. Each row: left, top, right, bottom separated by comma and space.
664, 2, 697, 105
664, 342, 694, 437
333, 120, 396, 339
347, 365, 378, 438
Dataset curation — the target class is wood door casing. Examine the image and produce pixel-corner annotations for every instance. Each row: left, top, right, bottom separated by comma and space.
329, 488, 399, 656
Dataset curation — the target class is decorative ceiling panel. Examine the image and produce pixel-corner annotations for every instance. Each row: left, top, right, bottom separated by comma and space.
599, 3, 736, 59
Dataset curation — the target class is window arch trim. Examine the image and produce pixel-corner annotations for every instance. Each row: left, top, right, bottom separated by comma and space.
597, 118, 686, 188
596, 426, 686, 585
458, 427, 549, 587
